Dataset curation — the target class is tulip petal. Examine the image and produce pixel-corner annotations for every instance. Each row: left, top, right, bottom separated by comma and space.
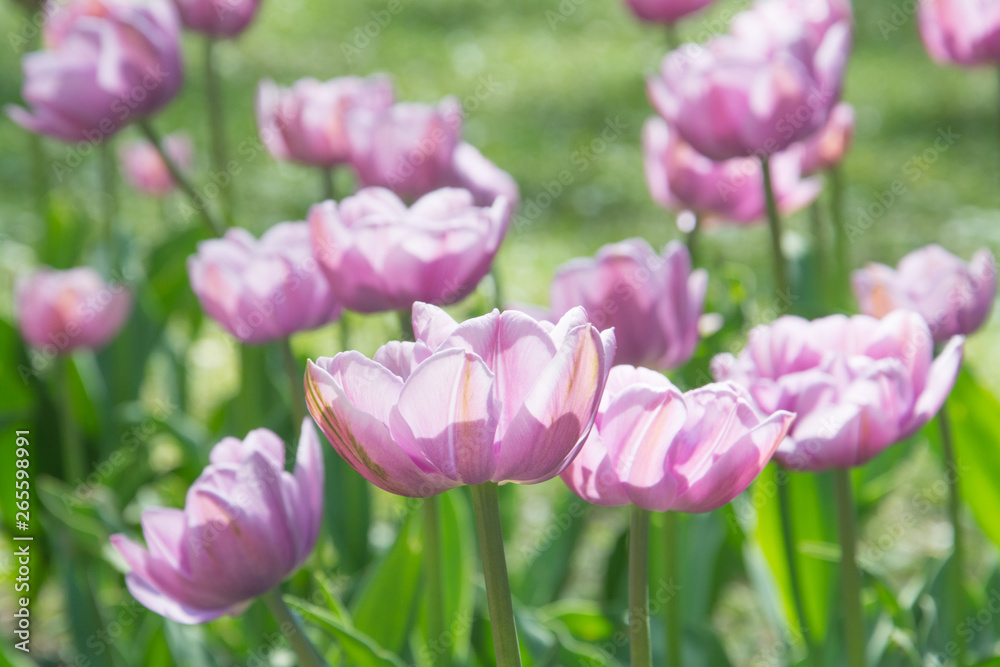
559, 428, 630, 507
906, 335, 965, 436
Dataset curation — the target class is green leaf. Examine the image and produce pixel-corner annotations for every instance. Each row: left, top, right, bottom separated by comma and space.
287, 596, 406, 667
323, 446, 371, 575
512, 489, 588, 606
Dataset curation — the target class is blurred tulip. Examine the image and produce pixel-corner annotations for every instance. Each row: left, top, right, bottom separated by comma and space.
642, 116, 822, 224
6, 0, 183, 143
797, 101, 854, 174
118, 132, 193, 197
305, 303, 615, 496
16, 267, 132, 352
561, 365, 794, 511
550, 238, 706, 370
853, 245, 996, 343
731, 0, 853, 53
621, 0, 715, 25
919, 0, 1000, 66
172, 0, 262, 38
309, 187, 511, 313
111, 420, 323, 624
443, 142, 521, 208
713, 311, 965, 471
188, 223, 342, 343
647, 16, 850, 161
256, 75, 394, 169
347, 98, 463, 200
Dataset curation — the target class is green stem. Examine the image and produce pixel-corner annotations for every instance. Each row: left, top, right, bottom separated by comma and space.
280, 338, 306, 434
470, 483, 521, 666
939, 402, 966, 666
99, 139, 117, 246
829, 165, 848, 306
777, 467, 819, 666
809, 200, 829, 310
321, 167, 336, 201
662, 510, 680, 667
685, 214, 699, 268
834, 468, 866, 667
205, 37, 233, 224
424, 496, 450, 667
761, 156, 789, 300
398, 309, 415, 342
338, 315, 351, 352
138, 120, 224, 236
30, 133, 49, 226
57, 357, 86, 484
491, 265, 505, 312
261, 589, 328, 667
665, 23, 679, 51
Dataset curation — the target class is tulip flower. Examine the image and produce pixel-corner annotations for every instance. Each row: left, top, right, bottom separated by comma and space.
562, 365, 794, 511
642, 117, 822, 224
712, 310, 964, 471
118, 132, 193, 197
16, 267, 132, 353
647, 16, 850, 161
172, 0, 262, 38
798, 101, 855, 174
443, 142, 521, 208
256, 75, 395, 169
731, 0, 853, 53
919, 0, 1000, 66
188, 223, 342, 344
853, 245, 996, 344
549, 238, 706, 370
621, 0, 716, 25
110, 420, 324, 624
6, 0, 183, 143
309, 187, 511, 313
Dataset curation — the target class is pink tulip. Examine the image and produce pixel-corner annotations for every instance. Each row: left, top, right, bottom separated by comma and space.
305, 303, 615, 496
347, 98, 463, 201
110, 420, 323, 624
256, 75, 395, 169
621, 0, 716, 25
647, 16, 850, 161
550, 238, 706, 370
118, 132, 193, 197
309, 187, 510, 313
562, 365, 794, 512
16, 267, 132, 353
188, 223, 342, 343
171, 0, 262, 38
919, 0, 1000, 67
443, 142, 521, 208
642, 117, 822, 224
731, 0, 853, 53
852, 245, 996, 343
712, 311, 965, 471
6, 0, 183, 143
797, 102, 854, 174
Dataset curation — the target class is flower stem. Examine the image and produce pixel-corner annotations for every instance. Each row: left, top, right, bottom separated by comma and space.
665, 23, 679, 51
662, 510, 680, 667
423, 495, 450, 667
761, 156, 789, 300
938, 401, 966, 666
99, 139, 117, 247
809, 200, 829, 309
491, 265, 505, 312
834, 468, 866, 667
261, 589, 329, 667
280, 337, 306, 434
398, 309, 414, 342
777, 467, 818, 666
685, 214, 700, 268
137, 120, 224, 236
321, 167, 336, 201
205, 37, 233, 224
338, 315, 351, 352
57, 357, 86, 484
829, 165, 848, 306
470, 483, 521, 666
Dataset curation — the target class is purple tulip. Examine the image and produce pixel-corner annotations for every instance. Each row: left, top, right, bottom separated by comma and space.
647, 15, 850, 161
712, 311, 965, 471
852, 245, 996, 343
562, 365, 794, 512
118, 132, 193, 197
309, 187, 511, 313
642, 116, 822, 224
731, 0, 853, 53
550, 238, 706, 370
16, 267, 132, 353
797, 101, 854, 175
443, 142, 521, 209
621, 0, 716, 25
172, 0, 262, 38
6, 0, 183, 143
919, 0, 1000, 67
256, 75, 394, 169
110, 420, 324, 624
188, 223, 342, 344
305, 303, 615, 497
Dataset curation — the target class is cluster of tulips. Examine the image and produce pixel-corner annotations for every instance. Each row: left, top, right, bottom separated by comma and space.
7, 0, 1000, 664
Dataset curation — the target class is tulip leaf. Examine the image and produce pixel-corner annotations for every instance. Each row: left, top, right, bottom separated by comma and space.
324, 446, 371, 576
286, 596, 406, 667
511, 488, 588, 606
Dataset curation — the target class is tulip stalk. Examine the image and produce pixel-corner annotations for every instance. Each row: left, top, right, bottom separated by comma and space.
99, 140, 117, 247
662, 510, 680, 667
938, 402, 966, 665
57, 358, 87, 485
629, 507, 652, 667
776, 469, 818, 666
205, 37, 234, 224
262, 589, 328, 667
280, 338, 306, 433
138, 120, 225, 236
761, 156, 789, 299
423, 495, 449, 667
470, 483, 521, 666
321, 168, 336, 201
829, 165, 848, 304
833, 468, 866, 667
